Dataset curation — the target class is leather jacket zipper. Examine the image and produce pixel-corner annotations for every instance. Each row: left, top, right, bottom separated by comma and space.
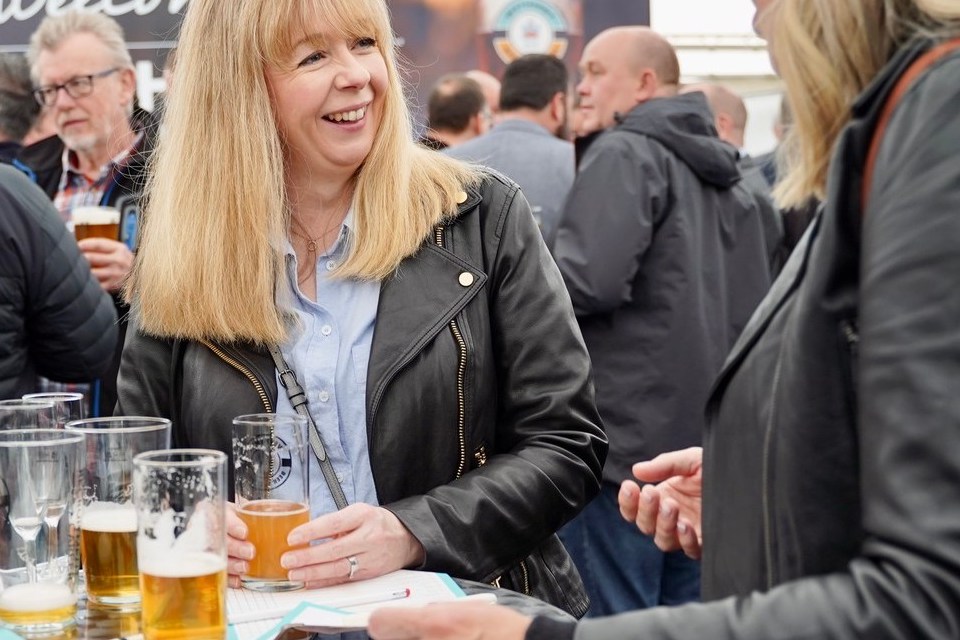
434, 225, 469, 480
473, 444, 531, 596
761, 354, 783, 589
202, 340, 275, 480
842, 320, 860, 358
201, 340, 273, 412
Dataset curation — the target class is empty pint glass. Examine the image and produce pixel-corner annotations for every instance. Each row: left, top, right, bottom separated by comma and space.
233, 414, 310, 592
23, 392, 85, 429
71, 205, 120, 241
0, 430, 84, 634
134, 449, 227, 640
65, 417, 171, 608
0, 399, 56, 430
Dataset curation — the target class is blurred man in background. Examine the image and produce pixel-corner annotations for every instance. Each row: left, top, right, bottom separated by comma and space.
447, 55, 573, 245
421, 73, 490, 150
0, 53, 41, 164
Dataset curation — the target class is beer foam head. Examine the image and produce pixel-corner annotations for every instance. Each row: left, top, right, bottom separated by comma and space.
72, 206, 120, 225
138, 551, 226, 578
0, 583, 76, 612
81, 503, 137, 532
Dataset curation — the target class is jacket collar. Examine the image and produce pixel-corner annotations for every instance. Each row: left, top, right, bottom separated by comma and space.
366, 187, 486, 428
707, 207, 822, 411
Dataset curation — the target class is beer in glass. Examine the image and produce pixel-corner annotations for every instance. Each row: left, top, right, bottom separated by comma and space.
66, 416, 171, 608
0, 429, 84, 634
79, 504, 139, 603
134, 449, 227, 639
72, 205, 121, 241
233, 414, 310, 592
139, 552, 227, 639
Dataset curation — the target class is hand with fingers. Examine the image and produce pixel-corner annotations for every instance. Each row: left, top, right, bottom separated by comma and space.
279, 503, 425, 588
367, 602, 532, 640
226, 503, 255, 589
619, 447, 703, 559
77, 237, 134, 294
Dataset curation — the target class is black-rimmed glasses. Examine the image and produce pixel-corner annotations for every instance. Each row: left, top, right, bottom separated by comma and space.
33, 68, 120, 107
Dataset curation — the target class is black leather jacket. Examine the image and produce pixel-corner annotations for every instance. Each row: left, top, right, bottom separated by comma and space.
118, 173, 607, 615
550, 37, 960, 640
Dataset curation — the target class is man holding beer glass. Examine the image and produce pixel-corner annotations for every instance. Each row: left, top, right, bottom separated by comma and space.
19, 11, 159, 418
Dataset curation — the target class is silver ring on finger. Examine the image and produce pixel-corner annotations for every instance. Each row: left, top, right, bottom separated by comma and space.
347, 555, 359, 580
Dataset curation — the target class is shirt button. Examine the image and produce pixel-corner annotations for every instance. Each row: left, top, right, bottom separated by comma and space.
326, 260, 337, 271
336, 473, 344, 482
318, 391, 330, 403
458, 272, 475, 287
321, 324, 333, 336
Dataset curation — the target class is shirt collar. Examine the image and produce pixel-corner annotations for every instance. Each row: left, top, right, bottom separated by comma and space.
61, 131, 144, 179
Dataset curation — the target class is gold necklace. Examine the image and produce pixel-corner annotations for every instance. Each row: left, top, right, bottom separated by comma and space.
288, 196, 350, 285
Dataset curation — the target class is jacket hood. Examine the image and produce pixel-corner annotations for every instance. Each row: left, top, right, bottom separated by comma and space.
616, 92, 741, 189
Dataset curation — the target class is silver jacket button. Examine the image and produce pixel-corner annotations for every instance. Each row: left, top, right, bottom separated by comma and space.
458, 272, 475, 287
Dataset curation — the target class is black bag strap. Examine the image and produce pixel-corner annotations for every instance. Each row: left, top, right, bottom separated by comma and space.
268, 345, 349, 510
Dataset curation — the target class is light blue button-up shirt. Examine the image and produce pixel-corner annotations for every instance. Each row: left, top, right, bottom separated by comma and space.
274, 211, 380, 518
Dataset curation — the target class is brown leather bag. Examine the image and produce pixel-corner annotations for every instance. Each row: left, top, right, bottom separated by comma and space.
862, 38, 960, 208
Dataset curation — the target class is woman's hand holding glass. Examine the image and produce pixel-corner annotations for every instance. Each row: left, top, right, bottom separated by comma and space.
225, 503, 424, 588
226, 504, 254, 588
619, 446, 704, 559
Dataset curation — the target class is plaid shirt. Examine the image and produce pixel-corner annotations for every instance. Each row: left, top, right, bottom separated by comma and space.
53, 132, 144, 225
41, 133, 143, 412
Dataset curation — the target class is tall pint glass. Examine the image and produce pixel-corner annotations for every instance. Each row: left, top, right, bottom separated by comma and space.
24, 392, 85, 429
0, 430, 84, 634
65, 417, 171, 608
233, 414, 310, 592
0, 399, 56, 430
133, 449, 227, 640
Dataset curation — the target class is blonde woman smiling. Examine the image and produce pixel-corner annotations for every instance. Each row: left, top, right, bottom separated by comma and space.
118, 0, 605, 615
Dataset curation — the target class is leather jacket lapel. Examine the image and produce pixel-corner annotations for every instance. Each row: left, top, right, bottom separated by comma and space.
707, 208, 823, 410
367, 237, 487, 429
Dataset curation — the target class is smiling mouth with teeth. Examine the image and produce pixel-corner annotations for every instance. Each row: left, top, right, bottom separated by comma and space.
325, 106, 367, 123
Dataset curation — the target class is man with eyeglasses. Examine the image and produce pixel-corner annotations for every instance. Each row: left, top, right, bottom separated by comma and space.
15, 11, 159, 418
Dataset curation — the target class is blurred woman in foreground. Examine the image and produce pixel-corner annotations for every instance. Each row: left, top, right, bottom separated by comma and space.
369, 0, 960, 637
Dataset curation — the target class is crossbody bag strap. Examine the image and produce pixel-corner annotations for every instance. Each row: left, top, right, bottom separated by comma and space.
268, 345, 349, 510
862, 38, 960, 211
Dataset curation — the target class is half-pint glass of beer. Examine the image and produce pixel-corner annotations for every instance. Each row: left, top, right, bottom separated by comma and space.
65, 417, 171, 608
72, 205, 120, 241
0, 429, 84, 635
233, 414, 309, 592
133, 449, 227, 640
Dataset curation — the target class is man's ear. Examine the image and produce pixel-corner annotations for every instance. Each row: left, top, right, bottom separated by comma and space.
550, 92, 566, 122
636, 68, 659, 103
469, 112, 484, 135
715, 113, 734, 141
118, 66, 137, 106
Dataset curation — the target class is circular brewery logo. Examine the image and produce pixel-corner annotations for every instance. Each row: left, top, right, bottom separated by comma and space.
270, 436, 294, 490
493, 0, 570, 64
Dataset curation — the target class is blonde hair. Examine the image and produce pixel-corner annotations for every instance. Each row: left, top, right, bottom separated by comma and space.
27, 11, 134, 82
771, 0, 959, 209
129, 0, 480, 344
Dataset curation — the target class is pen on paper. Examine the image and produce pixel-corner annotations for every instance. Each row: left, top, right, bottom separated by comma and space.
228, 588, 411, 625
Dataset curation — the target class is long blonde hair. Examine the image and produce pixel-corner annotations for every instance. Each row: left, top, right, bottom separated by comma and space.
128, 0, 480, 344
771, 0, 959, 209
